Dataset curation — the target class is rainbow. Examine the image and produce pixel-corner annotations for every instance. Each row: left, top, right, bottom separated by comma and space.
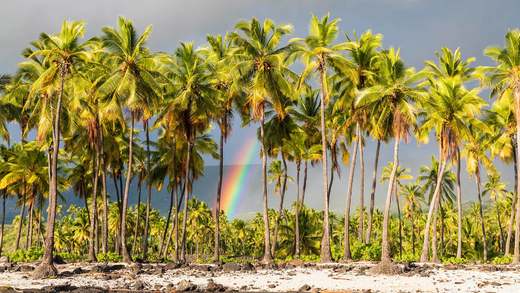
220, 137, 259, 218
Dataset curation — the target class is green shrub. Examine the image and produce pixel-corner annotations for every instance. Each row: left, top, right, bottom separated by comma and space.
97, 252, 122, 262
299, 254, 320, 262
350, 241, 381, 261
394, 252, 418, 263
442, 257, 468, 265
8, 247, 44, 262
491, 255, 512, 265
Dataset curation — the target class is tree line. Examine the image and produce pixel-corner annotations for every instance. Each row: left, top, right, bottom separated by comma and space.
0, 15, 519, 277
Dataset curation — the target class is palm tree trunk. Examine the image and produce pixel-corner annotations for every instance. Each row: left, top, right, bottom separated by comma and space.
394, 180, 403, 258
381, 137, 400, 262
506, 141, 517, 256
420, 157, 447, 263
431, 192, 441, 263
121, 113, 135, 263
132, 177, 142, 255
272, 154, 288, 258
100, 135, 109, 255
343, 139, 358, 261
35, 69, 65, 277
89, 143, 100, 262
0, 191, 5, 256
142, 121, 152, 259
513, 88, 520, 264
112, 172, 121, 253
358, 130, 365, 242
173, 183, 179, 261
25, 201, 33, 249
411, 200, 416, 256
302, 160, 308, 205
455, 148, 463, 259
366, 140, 381, 244
260, 109, 273, 263
319, 65, 332, 263
295, 160, 301, 257
475, 167, 488, 261
214, 127, 224, 263
160, 188, 174, 257
15, 196, 25, 250
495, 199, 505, 253
181, 140, 193, 263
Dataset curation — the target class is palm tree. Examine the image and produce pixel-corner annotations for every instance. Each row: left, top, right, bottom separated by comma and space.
483, 174, 508, 253
99, 17, 161, 262
482, 29, 520, 263
462, 126, 495, 261
402, 183, 422, 255
345, 30, 382, 243
156, 42, 216, 263
381, 162, 413, 258
231, 17, 294, 263
424, 47, 476, 259
356, 48, 423, 264
419, 76, 485, 263
291, 14, 355, 262
28, 21, 87, 277
202, 34, 240, 263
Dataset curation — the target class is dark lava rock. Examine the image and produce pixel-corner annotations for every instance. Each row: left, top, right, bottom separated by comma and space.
206, 279, 226, 292
242, 262, 254, 271
222, 263, 242, 272
70, 287, 107, 293
53, 254, 66, 264
176, 280, 198, 292
268, 284, 277, 288
164, 262, 182, 271
14, 264, 35, 272
91, 264, 125, 273
298, 284, 312, 292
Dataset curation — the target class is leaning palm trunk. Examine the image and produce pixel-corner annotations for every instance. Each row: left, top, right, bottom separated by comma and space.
160, 188, 174, 257
431, 189, 440, 263
34, 69, 65, 278
455, 148, 463, 258
25, 201, 33, 249
180, 141, 193, 263
294, 160, 301, 257
513, 88, 520, 264
343, 139, 358, 261
132, 177, 142, 255
302, 160, 308, 205
272, 155, 288, 257
319, 64, 332, 262
495, 198, 505, 253
358, 131, 365, 242
475, 167, 488, 261
381, 136, 400, 262
420, 158, 447, 262
142, 121, 152, 258
0, 191, 5, 256
15, 196, 25, 250
88, 143, 100, 262
366, 140, 381, 244
120, 113, 135, 263
100, 135, 109, 255
506, 144, 517, 256
214, 128, 224, 263
260, 109, 273, 263
394, 181, 403, 258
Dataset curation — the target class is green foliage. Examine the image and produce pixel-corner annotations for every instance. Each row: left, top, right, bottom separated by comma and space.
97, 252, 123, 262
8, 247, 44, 262
393, 252, 419, 263
491, 255, 512, 265
350, 240, 381, 261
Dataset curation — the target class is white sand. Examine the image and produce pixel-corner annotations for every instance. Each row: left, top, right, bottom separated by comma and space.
0, 262, 519, 292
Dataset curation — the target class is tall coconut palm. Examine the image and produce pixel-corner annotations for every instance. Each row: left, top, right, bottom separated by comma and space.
156, 42, 216, 263
483, 173, 508, 253
202, 34, 240, 263
462, 125, 494, 261
99, 17, 161, 262
291, 14, 356, 262
482, 29, 520, 263
419, 77, 485, 263
424, 47, 476, 258
28, 21, 87, 277
231, 17, 294, 263
356, 48, 423, 264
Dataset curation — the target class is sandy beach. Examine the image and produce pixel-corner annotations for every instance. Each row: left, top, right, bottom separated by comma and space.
0, 261, 519, 292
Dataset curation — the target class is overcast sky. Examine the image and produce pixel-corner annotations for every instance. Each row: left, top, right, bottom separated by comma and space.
1, 0, 519, 217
